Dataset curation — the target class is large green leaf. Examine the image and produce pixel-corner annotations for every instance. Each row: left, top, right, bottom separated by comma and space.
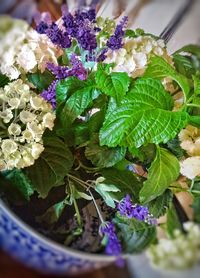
144, 56, 190, 99
27, 70, 54, 91
95, 64, 130, 103
101, 168, 142, 201
114, 214, 156, 253
166, 203, 182, 237
56, 77, 80, 107
25, 137, 74, 198
146, 190, 173, 218
59, 79, 100, 127
85, 142, 126, 168
2, 169, 34, 201
100, 78, 188, 148
139, 147, 180, 203
173, 54, 195, 78
174, 44, 200, 58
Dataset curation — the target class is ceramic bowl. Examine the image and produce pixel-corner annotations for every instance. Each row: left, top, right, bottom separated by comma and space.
0, 200, 115, 275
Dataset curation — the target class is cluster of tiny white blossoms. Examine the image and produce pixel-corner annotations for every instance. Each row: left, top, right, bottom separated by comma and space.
0, 79, 56, 171
0, 16, 62, 80
103, 35, 172, 79
179, 125, 200, 179
147, 222, 200, 270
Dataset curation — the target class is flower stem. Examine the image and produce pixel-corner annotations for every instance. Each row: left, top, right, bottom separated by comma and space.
88, 189, 104, 224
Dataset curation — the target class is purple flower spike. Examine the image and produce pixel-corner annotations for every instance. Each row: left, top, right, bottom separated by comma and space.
107, 16, 128, 50
41, 80, 57, 109
117, 195, 157, 225
100, 221, 123, 266
47, 54, 87, 81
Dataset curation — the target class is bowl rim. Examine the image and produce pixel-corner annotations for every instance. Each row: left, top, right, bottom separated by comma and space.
0, 199, 125, 262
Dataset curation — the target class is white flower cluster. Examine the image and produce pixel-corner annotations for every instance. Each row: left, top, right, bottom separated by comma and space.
179, 125, 200, 179
103, 35, 172, 79
147, 222, 200, 270
0, 16, 62, 80
0, 79, 55, 171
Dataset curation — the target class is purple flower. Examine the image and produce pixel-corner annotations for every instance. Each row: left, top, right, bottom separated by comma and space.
41, 80, 57, 109
100, 222, 124, 266
117, 195, 157, 225
36, 21, 49, 34
47, 54, 87, 81
46, 23, 71, 48
70, 54, 87, 80
47, 63, 69, 80
107, 16, 128, 50
97, 48, 108, 62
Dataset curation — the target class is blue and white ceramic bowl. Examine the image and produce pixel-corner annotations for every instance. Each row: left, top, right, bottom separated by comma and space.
0, 200, 115, 275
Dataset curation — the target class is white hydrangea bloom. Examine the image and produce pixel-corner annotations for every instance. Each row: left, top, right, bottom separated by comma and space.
103, 35, 172, 79
0, 16, 62, 79
180, 156, 200, 180
179, 125, 200, 156
147, 222, 200, 270
0, 79, 56, 170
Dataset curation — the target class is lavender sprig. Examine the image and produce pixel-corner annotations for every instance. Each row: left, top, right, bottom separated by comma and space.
117, 195, 157, 225
106, 16, 128, 50
41, 80, 57, 110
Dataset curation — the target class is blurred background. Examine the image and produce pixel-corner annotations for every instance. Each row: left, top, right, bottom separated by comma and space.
0, 0, 200, 277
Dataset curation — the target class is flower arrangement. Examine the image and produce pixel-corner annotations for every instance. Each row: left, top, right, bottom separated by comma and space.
1, 6, 200, 270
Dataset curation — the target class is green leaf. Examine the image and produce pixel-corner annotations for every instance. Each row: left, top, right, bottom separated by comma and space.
85, 141, 126, 168
100, 78, 188, 148
95, 64, 130, 102
173, 54, 195, 78
25, 137, 74, 198
56, 77, 78, 107
59, 78, 100, 126
165, 138, 185, 159
193, 75, 200, 96
27, 71, 54, 91
101, 168, 142, 201
95, 182, 120, 208
139, 147, 180, 203
36, 199, 67, 225
0, 73, 9, 87
146, 190, 173, 218
144, 56, 190, 99
166, 203, 182, 237
114, 214, 156, 253
174, 44, 200, 59
2, 169, 34, 201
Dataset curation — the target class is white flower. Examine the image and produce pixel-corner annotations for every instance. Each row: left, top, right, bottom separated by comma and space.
19, 111, 37, 123
1, 139, 18, 155
0, 109, 13, 123
8, 98, 21, 109
31, 143, 44, 159
0, 17, 62, 79
8, 123, 21, 136
147, 222, 200, 270
179, 125, 200, 156
103, 35, 172, 79
42, 112, 56, 130
0, 79, 55, 170
30, 96, 43, 110
180, 156, 200, 179
17, 45, 37, 72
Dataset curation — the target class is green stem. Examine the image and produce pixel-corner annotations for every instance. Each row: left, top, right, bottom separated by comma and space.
190, 179, 195, 192
186, 103, 200, 108
67, 174, 90, 189
88, 189, 104, 224
68, 180, 82, 227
